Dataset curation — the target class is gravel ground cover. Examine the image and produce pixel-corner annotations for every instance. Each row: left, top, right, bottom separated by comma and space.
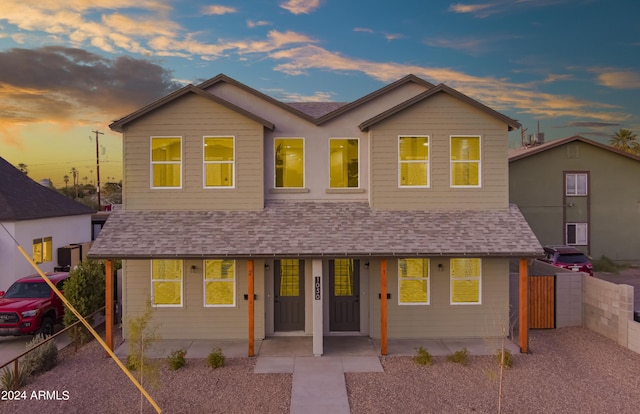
2, 327, 640, 413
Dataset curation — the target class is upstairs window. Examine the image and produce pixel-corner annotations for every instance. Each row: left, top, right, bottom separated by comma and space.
399, 136, 429, 187
204, 137, 235, 188
450, 136, 481, 187
151, 137, 182, 188
32, 237, 52, 264
398, 258, 430, 304
566, 223, 588, 245
450, 258, 481, 304
204, 260, 236, 306
151, 260, 183, 306
275, 138, 304, 188
566, 173, 587, 196
330, 138, 359, 188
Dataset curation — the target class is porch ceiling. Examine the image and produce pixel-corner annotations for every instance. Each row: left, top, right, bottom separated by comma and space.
87, 201, 543, 259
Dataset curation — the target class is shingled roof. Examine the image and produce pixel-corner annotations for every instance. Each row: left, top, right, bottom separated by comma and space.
88, 201, 542, 259
0, 157, 94, 221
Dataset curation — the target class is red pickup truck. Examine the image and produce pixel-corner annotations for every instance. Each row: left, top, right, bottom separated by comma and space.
0, 272, 69, 336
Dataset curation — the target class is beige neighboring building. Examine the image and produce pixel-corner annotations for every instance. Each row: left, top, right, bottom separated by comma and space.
89, 74, 541, 355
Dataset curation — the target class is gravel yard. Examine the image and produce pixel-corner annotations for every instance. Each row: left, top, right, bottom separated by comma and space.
1, 327, 640, 413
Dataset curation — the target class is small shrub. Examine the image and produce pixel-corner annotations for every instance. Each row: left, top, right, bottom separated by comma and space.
207, 348, 225, 369
496, 349, 513, 368
0, 365, 30, 391
167, 349, 187, 370
447, 348, 470, 366
414, 346, 433, 366
592, 255, 626, 273
23, 334, 58, 375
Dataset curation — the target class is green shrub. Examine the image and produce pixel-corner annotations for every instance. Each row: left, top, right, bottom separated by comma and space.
0, 365, 30, 391
63, 260, 106, 344
207, 348, 225, 369
447, 348, 470, 366
592, 255, 626, 273
167, 349, 187, 370
414, 346, 433, 366
125, 299, 160, 388
495, 349, 513, 368
23, 334, 58, 375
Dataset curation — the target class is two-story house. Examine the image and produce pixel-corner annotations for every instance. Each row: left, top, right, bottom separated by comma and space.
89, 74, 542, 356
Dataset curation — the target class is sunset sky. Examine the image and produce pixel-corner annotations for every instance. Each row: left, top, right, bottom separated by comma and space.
0, 0, 638, 185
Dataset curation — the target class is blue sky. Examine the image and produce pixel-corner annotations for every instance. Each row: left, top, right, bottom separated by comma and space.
0, 0, 638, 184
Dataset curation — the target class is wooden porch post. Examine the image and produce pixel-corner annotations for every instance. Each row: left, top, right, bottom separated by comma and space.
105, 259, 113, 352
248, 259, 255, 357
381, 259, 388, 356
519, 258, 529, 353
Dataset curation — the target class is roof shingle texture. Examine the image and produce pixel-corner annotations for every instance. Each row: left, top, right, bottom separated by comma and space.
88, 201, 542, 259
0, 157, 94, 221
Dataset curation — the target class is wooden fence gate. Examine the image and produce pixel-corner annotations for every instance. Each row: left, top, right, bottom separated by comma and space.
529, 275, 555, 329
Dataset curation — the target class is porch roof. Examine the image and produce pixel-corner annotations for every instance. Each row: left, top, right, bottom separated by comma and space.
87, 201, 543, 259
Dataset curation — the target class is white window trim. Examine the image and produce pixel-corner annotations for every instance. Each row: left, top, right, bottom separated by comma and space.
203, 260, 237, 307
565, 173, 588, 196
150, 136, 183, 189
398, 135, 430, 188
203, 136, 236, 189
450, 258, 482, 305
274, 137, 305, 189
566, 223, 588, 245
449, 135, 481, 188
150, 260, 184, 307
328, 137, 360, 189
398, 258, 430, 305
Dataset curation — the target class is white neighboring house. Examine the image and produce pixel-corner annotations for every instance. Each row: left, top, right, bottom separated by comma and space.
0, 157, 94, 289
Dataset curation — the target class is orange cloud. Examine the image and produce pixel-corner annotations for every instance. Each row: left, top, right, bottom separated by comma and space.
280, 0, 321, 15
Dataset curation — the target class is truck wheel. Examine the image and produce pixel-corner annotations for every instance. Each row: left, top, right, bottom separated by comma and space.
38, 317, 54, 337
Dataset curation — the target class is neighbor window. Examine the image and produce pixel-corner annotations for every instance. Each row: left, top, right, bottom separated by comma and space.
32, 237, 52, 264
565, 173, 587, 196
399, 136, 429, 187
450, 136, 481, 187
450, 258, 481, 304
204, 137, 235, 188
275, 138, 304, 188
398, 258, 429, 304
151, 137, 182, 188
151, 260, 183, 306
330, 138, 359, 188
566, 223, 588, 245
204, 260, 236, 306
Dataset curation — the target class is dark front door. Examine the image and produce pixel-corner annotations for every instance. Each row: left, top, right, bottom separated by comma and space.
274, 259, 305, 331
329, 259, 360, 331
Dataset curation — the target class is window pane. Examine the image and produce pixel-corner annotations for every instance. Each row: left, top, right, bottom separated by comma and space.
205, 163, 233, 186
566, 174, 576, 195
152, 281, 181, 305
204, 137, 234, 161
451, 137, 480, 161
152, 138, 181, 161
400, 162, 428, 186
451, 280, 479, 303
152, 260, 182, 280
330, 139, 358, 188
205, 260, 235, 279
152, 164, 181, 187
279, 259, 300, 296
576, 174, 587, 195
400, 279, 428, 303
275, 139, 304, 188
32, 239, 42, 264
205, 281, 234, 305
451, 162, 479, 186
43, 237, 52, 263
399, 137, 429, 160
334, 259, 354, 296
451, 258, 481, 277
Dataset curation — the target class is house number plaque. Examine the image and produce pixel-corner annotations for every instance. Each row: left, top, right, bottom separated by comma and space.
314, 276, 321, 300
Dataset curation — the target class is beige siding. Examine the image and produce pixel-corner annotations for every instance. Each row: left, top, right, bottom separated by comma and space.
368, 258, 509, 338
122, 93, 264, 210
122, 259, 265, 340
370, 93, 509, 210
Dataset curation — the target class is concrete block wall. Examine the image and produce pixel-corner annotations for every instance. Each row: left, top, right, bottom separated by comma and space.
583, 276, 634, 347
556, 273, 583, 328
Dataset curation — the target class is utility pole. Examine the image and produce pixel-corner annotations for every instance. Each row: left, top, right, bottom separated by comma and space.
93, 130, 104, 211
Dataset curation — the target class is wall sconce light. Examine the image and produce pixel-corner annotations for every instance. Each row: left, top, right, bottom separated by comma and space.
364, 261, 370, 269
438, 263, 444, 272
190, 265, 198, 273
264, 263, 271, 271
568, 202, 574, 207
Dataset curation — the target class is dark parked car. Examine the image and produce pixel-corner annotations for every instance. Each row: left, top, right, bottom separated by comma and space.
0, 272, 69, 336
540, 245, 593, 275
